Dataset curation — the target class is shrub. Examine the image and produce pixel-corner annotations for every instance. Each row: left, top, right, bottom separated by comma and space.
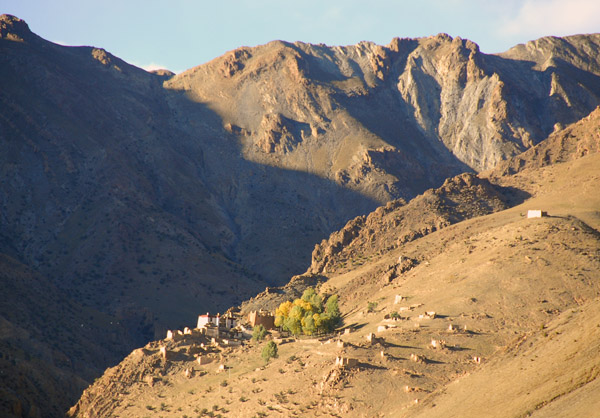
262, 341, 278, 363
252, 324, 267, 341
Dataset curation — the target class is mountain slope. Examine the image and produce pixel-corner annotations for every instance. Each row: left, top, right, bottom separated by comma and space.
168, 32, 600, 180
306, 172, 520, 277
405, 296, 600, 418
68, 109, 600, 418
3, 15, 600, 330
308, 105, 600, 278
161, 30, 600, 285
0, 13, 378, 329
69, 195, 600, 417
3, 13, 600, 417
0, 254, 139, 417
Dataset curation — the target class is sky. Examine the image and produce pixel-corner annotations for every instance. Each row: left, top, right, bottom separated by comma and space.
3, 0, 600, 74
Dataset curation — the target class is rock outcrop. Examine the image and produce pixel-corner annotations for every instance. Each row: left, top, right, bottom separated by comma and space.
0, 14, 34, 42
308, 173, 513, 275
488, 106, 600, 178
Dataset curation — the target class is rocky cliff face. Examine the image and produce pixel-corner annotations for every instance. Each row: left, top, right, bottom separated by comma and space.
488, 106, 600, 177
168, 32, 600, 181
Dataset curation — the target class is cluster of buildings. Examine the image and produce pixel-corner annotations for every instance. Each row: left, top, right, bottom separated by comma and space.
185, 309, 275, 341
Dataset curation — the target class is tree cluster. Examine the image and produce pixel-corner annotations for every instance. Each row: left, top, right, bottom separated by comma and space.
274, 287, 340, 336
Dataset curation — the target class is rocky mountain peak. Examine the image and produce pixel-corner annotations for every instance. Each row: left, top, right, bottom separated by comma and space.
500, 33, 600, 74
0, 14, 33, 42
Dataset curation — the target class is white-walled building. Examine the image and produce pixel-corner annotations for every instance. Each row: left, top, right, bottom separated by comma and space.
197, 312, 239, 329
197, 313, 220, 328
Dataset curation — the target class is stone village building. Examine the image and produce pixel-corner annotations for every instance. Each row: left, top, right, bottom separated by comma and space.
247, 310, 275, 329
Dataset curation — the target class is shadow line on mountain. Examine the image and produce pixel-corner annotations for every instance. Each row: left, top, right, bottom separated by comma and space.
494, 184, 532, 207
162, 88, 382, 287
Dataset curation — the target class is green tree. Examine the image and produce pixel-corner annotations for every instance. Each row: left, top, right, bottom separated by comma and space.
325, 295, 340, 321
319, 313, 331, 333
301, 287, 323, 313
301, 312, 316, 335
284, 305, 303, 335
261, 341, 278, 363
252, 324, 267, 341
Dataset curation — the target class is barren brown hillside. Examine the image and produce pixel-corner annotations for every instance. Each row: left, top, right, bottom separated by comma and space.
3, 12, 600, 417
69, 110, 600, 418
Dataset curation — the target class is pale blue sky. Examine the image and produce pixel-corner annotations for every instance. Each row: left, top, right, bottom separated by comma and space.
3, 0, 599, 73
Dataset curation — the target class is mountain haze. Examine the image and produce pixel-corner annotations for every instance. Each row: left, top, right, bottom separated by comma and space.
1, 13, 600, 417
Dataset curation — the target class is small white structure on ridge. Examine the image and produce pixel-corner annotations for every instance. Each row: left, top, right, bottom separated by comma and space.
527, 210, 547, 218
